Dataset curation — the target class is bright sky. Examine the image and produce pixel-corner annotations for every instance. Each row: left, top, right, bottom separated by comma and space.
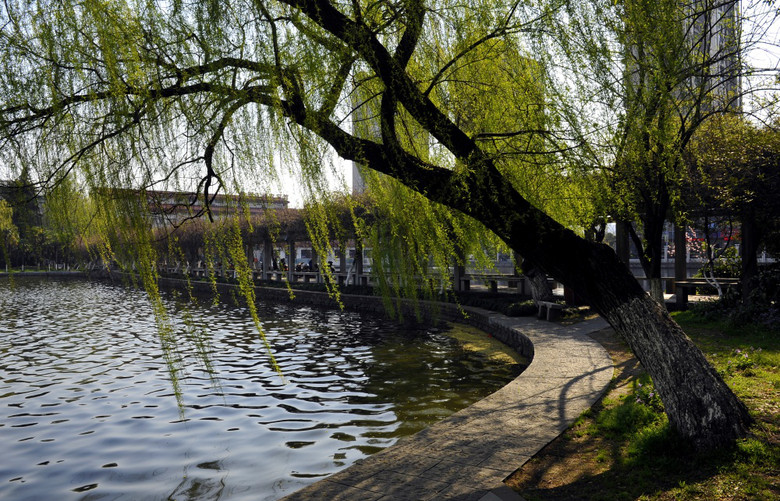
266, 153, 353, 209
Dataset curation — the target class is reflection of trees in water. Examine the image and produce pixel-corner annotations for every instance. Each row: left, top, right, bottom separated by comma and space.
169, 460, 226, 501
359, 328, 521, 438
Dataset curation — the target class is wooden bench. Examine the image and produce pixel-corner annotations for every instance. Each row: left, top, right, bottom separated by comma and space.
536, 300, 564, 321
672, 278, 741, 309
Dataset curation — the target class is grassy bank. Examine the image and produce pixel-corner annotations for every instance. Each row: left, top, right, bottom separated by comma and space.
506, 310, 779, 501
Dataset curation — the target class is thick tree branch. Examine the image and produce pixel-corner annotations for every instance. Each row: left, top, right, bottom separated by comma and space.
278, 0, 479, 162
0, 55, 276, 133
319, 55, 356, 117
377, 0, 424, 164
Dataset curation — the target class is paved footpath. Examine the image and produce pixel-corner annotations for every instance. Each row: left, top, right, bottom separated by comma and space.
281, 310, 613, 501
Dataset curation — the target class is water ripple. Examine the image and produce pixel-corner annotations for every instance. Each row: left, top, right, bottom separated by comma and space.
0, 277, 521, 501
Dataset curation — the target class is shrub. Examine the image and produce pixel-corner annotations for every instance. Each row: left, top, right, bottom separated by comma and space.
504, 300, 537, 317
690, 263, 780, 330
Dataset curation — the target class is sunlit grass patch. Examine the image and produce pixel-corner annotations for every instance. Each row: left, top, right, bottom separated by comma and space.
508, 313, 779, 501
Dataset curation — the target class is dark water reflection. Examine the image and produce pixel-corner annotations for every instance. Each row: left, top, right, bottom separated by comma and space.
0, 277, 521, 500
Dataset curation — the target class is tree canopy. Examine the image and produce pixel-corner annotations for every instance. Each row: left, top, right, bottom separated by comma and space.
525, 0, 779, 303
0, 198, 19, 266
0, 0, 766, 450
687, 115, 780, 298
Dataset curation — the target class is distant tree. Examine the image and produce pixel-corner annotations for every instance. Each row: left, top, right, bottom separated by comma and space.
687, 116, 780, 302
0, 199, 19, 268
1, 172, 44, 266
535, 0, 775, 305
42, 178, 99, 266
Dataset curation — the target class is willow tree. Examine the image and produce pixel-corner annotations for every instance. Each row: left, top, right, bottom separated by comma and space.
0, 0, 753, 449
533, 0, 777, 305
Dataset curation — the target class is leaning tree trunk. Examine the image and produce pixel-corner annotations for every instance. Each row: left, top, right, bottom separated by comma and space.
279, 10, 753, 449
524, 234, 753, 450
598, 280, 751, 450
466, 172, 754, 449
369, 151, 752, 450
441, 169, 752, 450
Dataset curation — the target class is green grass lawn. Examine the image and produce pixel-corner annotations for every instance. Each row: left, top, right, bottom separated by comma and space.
508, 310, 779, 501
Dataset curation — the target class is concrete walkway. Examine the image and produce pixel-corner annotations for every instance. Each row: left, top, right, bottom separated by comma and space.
281, 311, 613, 501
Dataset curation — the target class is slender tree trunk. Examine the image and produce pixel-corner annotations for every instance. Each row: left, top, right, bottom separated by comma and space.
648, 277, 665, 305
674, 224, 689, 309
627, 220, 667, 306
523, 258, 555, 302
643, 216, 668, 307
740, 211, 762, 304
615, 220, 631, 266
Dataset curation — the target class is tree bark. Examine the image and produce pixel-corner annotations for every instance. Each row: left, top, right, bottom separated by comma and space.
648, 277, 665, 305
523, 259, 555, 302
615, 220, 631, 266
674, 224, 689, 309
740, 210, 762, 304
629, 218, 667, 307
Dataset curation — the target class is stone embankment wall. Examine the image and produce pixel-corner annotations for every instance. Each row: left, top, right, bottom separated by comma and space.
158, 275, 535, 364
0, 269, 535, 366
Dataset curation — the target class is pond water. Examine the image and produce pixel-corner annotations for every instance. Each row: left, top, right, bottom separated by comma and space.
0, 277, 522, 500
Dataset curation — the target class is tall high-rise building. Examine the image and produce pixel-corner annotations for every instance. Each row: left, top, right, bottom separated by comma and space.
687, 0, 741, 109
624, 0, 741, 115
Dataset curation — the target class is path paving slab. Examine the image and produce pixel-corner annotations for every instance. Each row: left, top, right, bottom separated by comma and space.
280, 311, 612, 501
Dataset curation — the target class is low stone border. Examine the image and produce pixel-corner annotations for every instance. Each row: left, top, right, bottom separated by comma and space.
174, 276, 535, 357
0, 270, 87, 278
